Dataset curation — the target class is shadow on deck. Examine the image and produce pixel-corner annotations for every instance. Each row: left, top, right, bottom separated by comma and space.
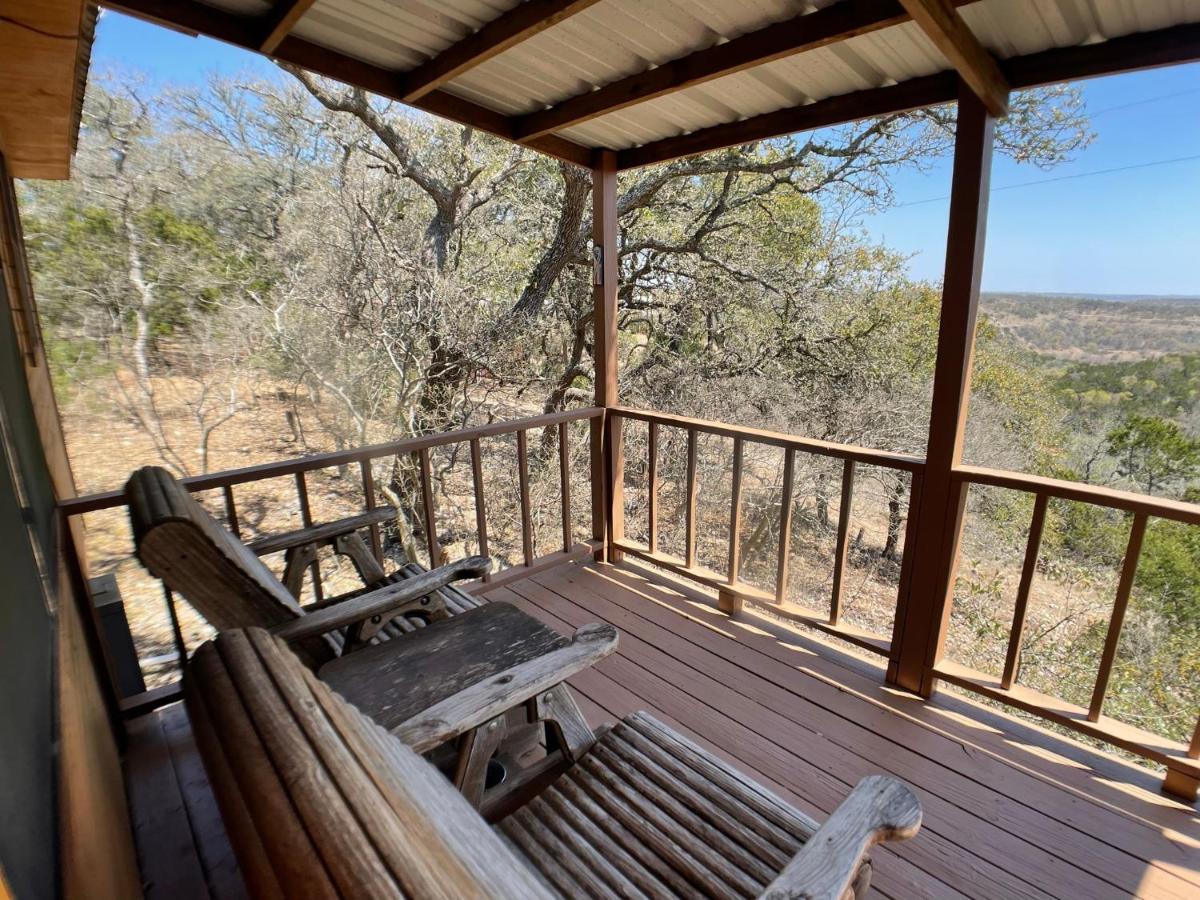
126, 558, 1200, 899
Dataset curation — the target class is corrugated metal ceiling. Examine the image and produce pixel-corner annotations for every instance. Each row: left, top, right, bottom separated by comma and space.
202, 0, 1200, 153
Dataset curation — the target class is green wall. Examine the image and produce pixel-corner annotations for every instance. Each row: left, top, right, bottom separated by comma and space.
0, 258, 59, 897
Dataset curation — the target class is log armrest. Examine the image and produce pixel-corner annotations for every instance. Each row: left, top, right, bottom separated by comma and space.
760, 775, 922, 900
270, 555, 490, 643
391, 623, 619, 753
246, 506, 398, 556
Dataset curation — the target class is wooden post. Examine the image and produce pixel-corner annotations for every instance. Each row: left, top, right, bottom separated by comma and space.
1000, 492, 1048, 689
591, 149, 622, 562
890, 80, 994, 696
829, 459, 855, 626
720, 436, 744, 615
1163, 718, 1199, 801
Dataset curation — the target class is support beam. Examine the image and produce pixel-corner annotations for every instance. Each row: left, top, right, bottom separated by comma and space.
402, 0, 601, 103
591, 150, 622, 561
104, 0, 594, 167
616, 21, 1200, 170
617, 73, 958, 170
898, 0, 1008, 116
515, 0, 965, 141
258, 0, 316, 53
890, 81, 993, 696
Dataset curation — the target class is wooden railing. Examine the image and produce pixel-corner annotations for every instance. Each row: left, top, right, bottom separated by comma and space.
936, 465, 1200, 797
61, 407, 605, 687
607, 407, 925, 657
61, 403, 1199, 797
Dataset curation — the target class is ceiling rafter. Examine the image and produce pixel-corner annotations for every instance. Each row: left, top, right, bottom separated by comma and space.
898, 0, 1009, 116
258, 0, 317, 54
616, 73, 960, 170
616, 21, 1200, 171
103, 0, 595, 167
515, 0, 977, 142
401, 0, 603, 103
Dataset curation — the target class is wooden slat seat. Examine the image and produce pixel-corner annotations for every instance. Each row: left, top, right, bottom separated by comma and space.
500, 711, 853, 899
187, 627, 921, 900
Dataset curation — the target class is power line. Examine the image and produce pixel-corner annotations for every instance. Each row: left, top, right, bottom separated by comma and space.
889, 154, 1200, 209
1089, 87, 1200, 118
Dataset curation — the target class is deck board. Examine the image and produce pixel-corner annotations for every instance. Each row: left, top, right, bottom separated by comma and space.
484, 559, 1200, 900
125, 704, 247, 899
124, 557, 1199, 899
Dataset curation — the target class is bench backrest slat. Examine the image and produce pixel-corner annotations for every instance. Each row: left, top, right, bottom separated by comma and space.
185, 627, 557, 899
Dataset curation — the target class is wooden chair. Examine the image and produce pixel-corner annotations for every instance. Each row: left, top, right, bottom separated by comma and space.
125, 465, 613, 804
187, 626, 922, 899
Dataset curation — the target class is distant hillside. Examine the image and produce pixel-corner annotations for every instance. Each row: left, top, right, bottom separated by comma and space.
981, 292, 1200, 362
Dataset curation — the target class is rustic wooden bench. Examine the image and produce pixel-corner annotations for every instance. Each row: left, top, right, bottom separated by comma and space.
125, 464, 611, 805
186, 626, 922, 899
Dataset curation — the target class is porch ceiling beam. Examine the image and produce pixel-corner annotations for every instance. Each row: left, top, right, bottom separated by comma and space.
515, 0, 977, 142
616, 72, 959, 170
401, 0, 603, 103
616, 20, 1200, 171
258, 0, 316, 53
102, 0, 594, 167
897, 0, 1008, 116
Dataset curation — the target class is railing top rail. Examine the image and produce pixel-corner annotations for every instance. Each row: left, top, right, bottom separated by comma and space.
60, 406, 604, 517
953, 464, 1200, 526
609, 406, 926, 472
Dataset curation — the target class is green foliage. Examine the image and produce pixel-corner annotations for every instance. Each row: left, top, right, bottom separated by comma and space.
1104, 414, 1200, 495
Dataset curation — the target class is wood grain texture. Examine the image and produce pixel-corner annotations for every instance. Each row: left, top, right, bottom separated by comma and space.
391, 621, 617, 753
317, 600, 569, 731
829, 459, 855, 626
891, 83, 993, 696
246, 507, 396, 556
499, 560, 1200, 898
764, 776, 920, 899
257, 0, 316, 53
185, 627, 557, 899
1001, 492, 1047, 689
514, 0, 967, 141
1088, 512, 1147, 721
270, 556, 486, 643
400, 0, 601, 102
898, 0, 1008, 115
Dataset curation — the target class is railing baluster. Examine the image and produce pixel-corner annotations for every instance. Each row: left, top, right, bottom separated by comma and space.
727, 436, 743, 586
829, 459, 856, 626
163, 584, 188, 668
1001, 492, 1049, 689
223, 484, 241, 539
558, 422, 572, 553
469, 438, 491, 580
517, 430, 534, 566
415, 448, 441, 569
684, 428, 698, 568
359, 459, 383, 563
1088, 511, 1148, 721
647, 421, 659, 553
294, 471, 322, 602
775, 447, 796, 604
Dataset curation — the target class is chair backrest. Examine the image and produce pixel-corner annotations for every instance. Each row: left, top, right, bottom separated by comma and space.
185, 627, 556, 900
125, 466, 337, 664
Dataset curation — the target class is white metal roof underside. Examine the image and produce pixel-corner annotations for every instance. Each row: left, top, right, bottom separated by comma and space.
201, 0, 1200, 152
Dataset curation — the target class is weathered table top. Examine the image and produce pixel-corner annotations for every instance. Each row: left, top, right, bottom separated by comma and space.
318, 600, 568, 729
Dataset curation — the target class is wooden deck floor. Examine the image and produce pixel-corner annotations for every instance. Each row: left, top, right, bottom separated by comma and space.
483, 559, 1200, 900
125, 557, 1200, 899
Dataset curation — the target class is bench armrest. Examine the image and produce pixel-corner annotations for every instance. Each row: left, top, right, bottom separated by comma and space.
270, 556, 490, 642
759, 776, 921, 900
392, 623, 618, 753
247, 507, 398, 556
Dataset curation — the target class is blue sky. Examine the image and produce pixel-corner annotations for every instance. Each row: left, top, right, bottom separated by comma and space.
93, 10, 1200, 297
